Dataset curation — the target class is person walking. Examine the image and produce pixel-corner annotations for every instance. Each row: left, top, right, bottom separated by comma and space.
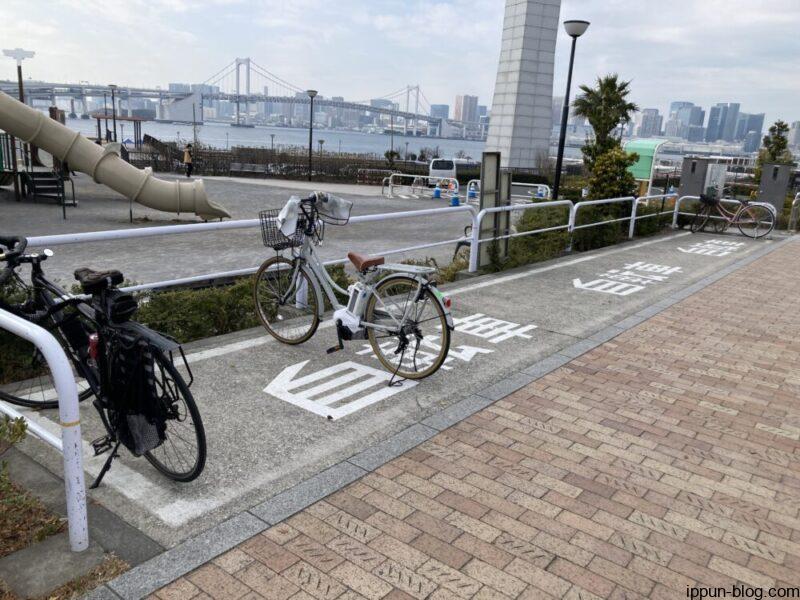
183, 143, 194, 178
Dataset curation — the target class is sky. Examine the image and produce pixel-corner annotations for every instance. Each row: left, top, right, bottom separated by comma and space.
2, 0, 799, 126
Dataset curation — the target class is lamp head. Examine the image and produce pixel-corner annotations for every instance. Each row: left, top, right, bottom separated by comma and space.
3, 48, 35, 67
563, 20, 590, 38
307, 89, 318, 99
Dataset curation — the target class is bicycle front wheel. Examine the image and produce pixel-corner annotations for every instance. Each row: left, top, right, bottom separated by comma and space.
0, 308, 97, 409
737, 205, 775, 239
364, 276, 450, 380
144, 350, 206, 482
254, 256, 320, 344
690, 205, 711, 233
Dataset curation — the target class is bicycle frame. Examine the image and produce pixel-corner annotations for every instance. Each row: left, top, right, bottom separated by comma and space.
279, 234, 441, 335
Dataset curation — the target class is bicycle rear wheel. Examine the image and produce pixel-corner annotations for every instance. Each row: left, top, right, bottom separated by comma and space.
143, 350, 206, 482
737, 205, 775, 239
254, 256, 320, 344
364, 276, 450, 380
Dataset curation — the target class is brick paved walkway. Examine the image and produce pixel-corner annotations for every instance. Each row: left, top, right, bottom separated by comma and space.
153, 241, 800, 600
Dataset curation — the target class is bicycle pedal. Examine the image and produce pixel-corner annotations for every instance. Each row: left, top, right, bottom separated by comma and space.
326, 344, 343, 354
91, 436, 113, 456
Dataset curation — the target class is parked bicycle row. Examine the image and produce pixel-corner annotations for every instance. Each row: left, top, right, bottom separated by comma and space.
0, 192, 454, 487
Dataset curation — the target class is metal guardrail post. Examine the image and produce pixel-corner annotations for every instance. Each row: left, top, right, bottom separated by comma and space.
468, 209, 484, 273
789, 193, 800, 233
628, 199, 639, 239
0, 309, 88, 552
672, 195, 698, 228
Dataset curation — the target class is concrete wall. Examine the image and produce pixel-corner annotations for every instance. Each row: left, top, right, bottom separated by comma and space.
485, 0, 561, 170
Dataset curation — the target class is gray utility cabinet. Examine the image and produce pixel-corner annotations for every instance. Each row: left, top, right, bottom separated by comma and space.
678, 157, 727, 200
758, 163, 792, 216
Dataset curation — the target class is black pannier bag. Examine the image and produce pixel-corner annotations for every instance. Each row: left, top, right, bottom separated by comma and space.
106, 330, 167, 456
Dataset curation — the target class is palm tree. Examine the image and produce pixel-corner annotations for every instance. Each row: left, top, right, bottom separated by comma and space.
572, 74, 638, 171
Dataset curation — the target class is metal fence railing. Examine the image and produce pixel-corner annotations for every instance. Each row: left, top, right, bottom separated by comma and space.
0, 309, 88, 552
25, 191, 773, 291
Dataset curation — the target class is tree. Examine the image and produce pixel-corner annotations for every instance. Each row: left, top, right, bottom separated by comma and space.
384, 149, 401, 168
572, 74, 639, 172
755, 120, 795, 180
588, 146, 638, 200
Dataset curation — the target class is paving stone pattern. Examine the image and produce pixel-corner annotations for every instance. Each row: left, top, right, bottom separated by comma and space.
152, 241, 800, 598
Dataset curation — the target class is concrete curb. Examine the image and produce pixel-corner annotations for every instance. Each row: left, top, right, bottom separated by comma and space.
85, 234, 796, 599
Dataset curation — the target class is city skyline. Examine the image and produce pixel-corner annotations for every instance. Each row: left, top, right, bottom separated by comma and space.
1, 0, 798, 127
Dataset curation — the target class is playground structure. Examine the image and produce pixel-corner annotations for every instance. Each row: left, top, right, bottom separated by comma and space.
0, 92, 230, 220
624, 138, 670, 196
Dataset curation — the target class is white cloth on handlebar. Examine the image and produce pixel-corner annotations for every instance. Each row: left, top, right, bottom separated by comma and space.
277, 196, 301, 236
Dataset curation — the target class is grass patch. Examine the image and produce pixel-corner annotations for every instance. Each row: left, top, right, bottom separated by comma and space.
0, 554, 128, 600
0, 477, 66, 559
0, 416, 65, 559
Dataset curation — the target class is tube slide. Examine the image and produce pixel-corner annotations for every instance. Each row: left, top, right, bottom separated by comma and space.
0, 92, 230, 220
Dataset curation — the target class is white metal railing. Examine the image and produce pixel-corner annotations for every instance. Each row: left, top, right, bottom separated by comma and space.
0, 309, 88, 552
464, 180, 552, 205
383, 173, 459, 198
29, 205, 478, 293
788, 193, 800, 233
671, 195, 778, 229
465, 193, 680, 271
25, 194, 688, 288
467, 200, 573, 272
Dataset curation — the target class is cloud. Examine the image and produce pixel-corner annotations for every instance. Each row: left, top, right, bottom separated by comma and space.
1, 0, 797, 125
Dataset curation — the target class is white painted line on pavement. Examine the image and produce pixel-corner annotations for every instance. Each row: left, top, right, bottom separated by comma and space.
446, 231, 692, 297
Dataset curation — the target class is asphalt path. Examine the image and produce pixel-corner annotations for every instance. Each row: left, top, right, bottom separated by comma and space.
2, 174, 470, 287
9, 229, 781, 547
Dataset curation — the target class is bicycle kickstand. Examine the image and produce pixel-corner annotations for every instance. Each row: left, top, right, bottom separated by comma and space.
90, 440, 122, 489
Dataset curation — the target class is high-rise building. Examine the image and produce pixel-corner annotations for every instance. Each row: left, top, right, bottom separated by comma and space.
430, 104, 450, 120
746, 113, 765, 141
168, 83, 191, 93
686, 125, 706, 142
789, 121, 800, 148
669, 101, 694, 118
742, 131, 761, 153
721, 102, 740, 142
706, 104, 727, 142
454, 95, 479, 123
664, 118, 684, 138
678, 106, 705, 128
638, 109, 663, 137
477, 105, 487, 118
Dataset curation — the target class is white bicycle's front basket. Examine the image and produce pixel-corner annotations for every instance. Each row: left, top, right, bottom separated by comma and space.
318, 194, 353, 225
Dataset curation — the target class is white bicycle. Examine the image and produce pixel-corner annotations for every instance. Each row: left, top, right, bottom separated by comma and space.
253, 192, 454, 380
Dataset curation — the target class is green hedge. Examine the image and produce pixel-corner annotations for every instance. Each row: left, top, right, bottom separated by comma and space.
0, 265, 352, 385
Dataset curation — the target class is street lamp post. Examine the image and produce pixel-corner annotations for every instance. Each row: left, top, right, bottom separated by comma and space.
103, 93, 109, 140
3, 48, 35, 198
306, 89, 317, 181
109, 84, 118, 142
552, 19, 590, 201
270, 133, 275, 152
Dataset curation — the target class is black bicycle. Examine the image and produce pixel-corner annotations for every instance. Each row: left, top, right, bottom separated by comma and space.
0, 236, 206, 488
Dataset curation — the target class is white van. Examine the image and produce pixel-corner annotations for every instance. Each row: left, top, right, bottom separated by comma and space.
429, 158, 456, 180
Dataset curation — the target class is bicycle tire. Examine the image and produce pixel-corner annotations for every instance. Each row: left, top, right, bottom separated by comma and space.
690, 205, 710, 233
143, 349, 206, 482
254, 256, 320, 344
364, 275, 451, 380
737, 205, 775, 239
0, 307, 97, 409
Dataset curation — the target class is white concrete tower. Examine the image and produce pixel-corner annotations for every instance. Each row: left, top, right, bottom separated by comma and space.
485, 0, 561, 169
